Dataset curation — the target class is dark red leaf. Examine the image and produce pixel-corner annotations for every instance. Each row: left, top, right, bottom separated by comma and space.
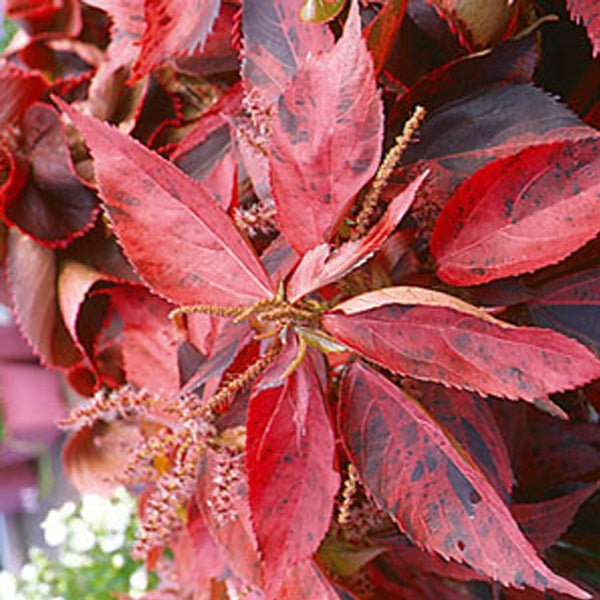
0, 66, 48, 129
323, 286, 600, 400
7, 229, 81, 368
109, 286, 180, 395
129, 0, 221, 83
242, 0, 333, 106
247, 339, 339, 596
528, 267, 600, 356
407, 381, 513, 501
365, 0, 408, 75
431, 137, 600, 286
567, 0, 600, 57
513, 483, 599, 553
59, 100, 274, 308
339, 361, 590, 598
269, 0, 383, 254
4, 103, 99, 247
286, 172, 426, 302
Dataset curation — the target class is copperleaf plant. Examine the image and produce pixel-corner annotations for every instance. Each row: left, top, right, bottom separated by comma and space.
2, 0, 600, 598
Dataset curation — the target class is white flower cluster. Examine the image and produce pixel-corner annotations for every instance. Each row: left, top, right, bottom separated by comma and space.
0, 488, 150, 600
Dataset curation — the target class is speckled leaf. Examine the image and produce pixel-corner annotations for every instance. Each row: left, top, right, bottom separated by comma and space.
528, 268, 600, 356
431, 137, 600, 286
567, 0, 600, 57
408, 381, 513, 501
246, 339, 339, 596
59, 100, 274, 308
269, 0, 383, 254
339, 361, 590, 598
286, 172, 426, 302
242, 0, 333, 105
322, 287, 600, 400
129, 0, 221, 82
278, 558, 340, 599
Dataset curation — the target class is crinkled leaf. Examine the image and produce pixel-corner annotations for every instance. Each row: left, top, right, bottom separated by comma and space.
528, 268, 600, 356
431, 137, 600, 285
323, 286, 600, 400
567, 0, 600, 57
5, 103, 99, 247
287, 172, 425, 302
247, 340, 339, 596
7, 229, 81, 368
512, 483, 599, 553
339, 361, 590, 598
242, 0, 333, 105
60, 100, 274, 308
129, 0, 221, 83
269, 0, 383, 254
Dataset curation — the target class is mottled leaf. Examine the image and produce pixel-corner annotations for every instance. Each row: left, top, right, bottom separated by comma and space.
242, 0, 333, 105
567, 0, 600, 57
339, 361, 590, 598
431, 137, 600, 286
129, 0, 221, 82
323, 286, 600, 400
269, 0, 383, 254
59, 100, 274, 308
286, 172, 426, 301
247, 340, 339, 596
528, 268, 600, 356
278, 558, 340, 598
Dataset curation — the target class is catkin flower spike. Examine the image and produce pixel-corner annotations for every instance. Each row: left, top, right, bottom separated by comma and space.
338, 463, 359, 525
352, 105, 426, 240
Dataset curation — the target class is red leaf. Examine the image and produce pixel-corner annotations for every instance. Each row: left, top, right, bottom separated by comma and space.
431, 137, 600, 286
278, 558, 340, 599
339, 361, 590, 598
365, 0, 408, 75
286, 172, 426, 302
242, 0, 333, 105
0, 66, 48, 129
109, 286, 180, 395
7, 229, 81, 369
4, 103, 99, 247
59, 100, 274, 308
322, 286, 600, 400
408, 381, 513, 501
568, 0, 600, 57
269, 0, 384, 254
528, 267, 600, 356
129, 0, 221, 83
512, 483, 599, 553
246, 339, 339, 596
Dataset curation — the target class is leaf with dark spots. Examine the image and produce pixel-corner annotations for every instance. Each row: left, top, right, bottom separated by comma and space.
567, 0, 600, 57
242, 0, 333, 106
3, 103, 99, 248
59, 100, 274, 308
339, 361, 591, 598
431, 137, 600, 286
286, 172, 426, 301
7, 229, 81, 369
246, 338, 339, 597
323, 286, 600, 401
512, 483, 599, 553
528, 267, 600, 356
108, 286, 180, 395
129, 0, 221, 83
408, 381, 513, 501
0, 67, 48, 129
269, 0, 384, 254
